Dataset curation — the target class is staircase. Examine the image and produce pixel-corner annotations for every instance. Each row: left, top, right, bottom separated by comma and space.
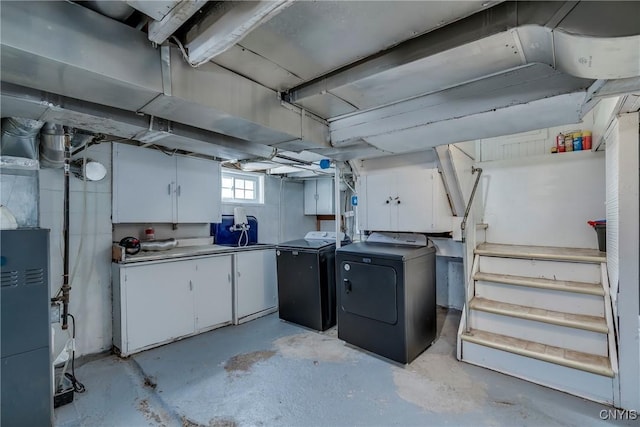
457, 243, 618, 404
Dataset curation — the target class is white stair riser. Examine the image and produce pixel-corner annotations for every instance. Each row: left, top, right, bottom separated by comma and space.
479, 256, 601, 283
475, 281, 605, 317
469, 310, 608, 356
461, 341, 614, 404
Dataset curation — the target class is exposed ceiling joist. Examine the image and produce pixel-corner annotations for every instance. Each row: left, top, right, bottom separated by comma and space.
330, 64, 591, 147
145, 0, 208, 45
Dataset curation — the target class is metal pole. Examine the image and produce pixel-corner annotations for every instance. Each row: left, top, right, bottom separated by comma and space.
334, 162, 341, 249
460, 166, 483, 243
61, 129, 71, 330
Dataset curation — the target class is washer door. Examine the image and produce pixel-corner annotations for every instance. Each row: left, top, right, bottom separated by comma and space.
340, 261, 397, 325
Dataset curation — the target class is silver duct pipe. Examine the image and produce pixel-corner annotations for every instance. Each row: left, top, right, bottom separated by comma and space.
0, 117, 44, 159
79, 1, 135, 22
39, 123, 66, 169
71, 129, 95, 148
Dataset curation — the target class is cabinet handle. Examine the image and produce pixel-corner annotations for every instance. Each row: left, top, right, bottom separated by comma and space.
228, 273, 231, 283
189, 280, 193, 291
177, 185, 181, 197
167, 183, 172, 195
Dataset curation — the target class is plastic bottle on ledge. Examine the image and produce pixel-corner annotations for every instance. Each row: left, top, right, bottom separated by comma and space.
144, 227, 155, 241
583, 130, 592, 150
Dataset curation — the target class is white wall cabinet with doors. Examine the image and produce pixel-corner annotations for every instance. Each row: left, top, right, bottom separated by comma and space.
304, 179, 334, 215
234, 248, 278, 324
112, 143, 221, 223
357, 167, 451, 233
113, 254, 232, 356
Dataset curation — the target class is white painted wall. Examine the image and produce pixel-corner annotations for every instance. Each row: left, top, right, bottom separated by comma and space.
480, 150, 606, 248
605, 112, 639, 410
40, 142, 113, 359
477, 110, 596, 162
221, 177, 316, 243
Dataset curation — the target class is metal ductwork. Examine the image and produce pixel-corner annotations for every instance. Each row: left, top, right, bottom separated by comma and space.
1, 82, 278, 162
78, 1, 135, 22
0, 117, 44, 159
0, 1, 330, 152
0, 1, 638, 162
0, 117, 43, 228
39, 123, 66, 169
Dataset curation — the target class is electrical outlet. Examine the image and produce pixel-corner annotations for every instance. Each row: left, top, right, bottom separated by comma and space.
50, 303, 61, 324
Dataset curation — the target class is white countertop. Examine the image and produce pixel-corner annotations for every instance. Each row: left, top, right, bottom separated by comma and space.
116, 243, 276, 264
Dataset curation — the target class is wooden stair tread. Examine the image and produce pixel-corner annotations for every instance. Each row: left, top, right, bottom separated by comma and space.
474, 272, 604, 296
475, 243, 606, 263
461, 329, 614, 377
470, 297, 608, 333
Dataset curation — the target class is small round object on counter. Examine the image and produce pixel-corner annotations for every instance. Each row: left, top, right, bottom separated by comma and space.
119, 237, 141, 255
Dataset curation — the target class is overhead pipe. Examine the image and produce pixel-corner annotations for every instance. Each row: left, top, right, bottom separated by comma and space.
0, 117, 44, 159
56, 127, 72, 330
39, 122, 66, 168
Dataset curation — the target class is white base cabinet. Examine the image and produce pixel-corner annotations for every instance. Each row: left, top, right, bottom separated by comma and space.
113, 255, 232, 356
234, 249, 278, 324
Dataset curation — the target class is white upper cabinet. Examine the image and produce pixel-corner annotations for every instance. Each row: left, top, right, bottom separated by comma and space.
112, 142, 175, 223
176, 155, 221, 223
113, 143, 221, 223
304, 179, 335, 215
358, 168, 452, 233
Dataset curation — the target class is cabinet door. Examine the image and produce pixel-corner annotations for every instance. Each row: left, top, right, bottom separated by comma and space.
396, 169, 434, 232
124, 261, 195, 352
176, 156, 221, 223
315, 179, 335, 215
363, 173, 394, 231
304, 180, 317, 215
193, 255, 232, 331
112, 143, 175, 223
235, 250, 277, 320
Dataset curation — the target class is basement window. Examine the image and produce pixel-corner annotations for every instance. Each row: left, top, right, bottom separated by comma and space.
221, 170, 264, 204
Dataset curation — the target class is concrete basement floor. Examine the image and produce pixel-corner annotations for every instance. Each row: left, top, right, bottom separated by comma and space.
55, 308, 632, 427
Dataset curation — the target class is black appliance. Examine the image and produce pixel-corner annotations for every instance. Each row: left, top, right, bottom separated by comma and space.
336, 232, 436, 364
276, 232, 346, 331
1, 229, 52, 426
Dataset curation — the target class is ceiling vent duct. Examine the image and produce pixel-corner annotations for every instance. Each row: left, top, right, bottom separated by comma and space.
0, 117, 44, 159
39, 123, 66, 169
71, 128, 95, 148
